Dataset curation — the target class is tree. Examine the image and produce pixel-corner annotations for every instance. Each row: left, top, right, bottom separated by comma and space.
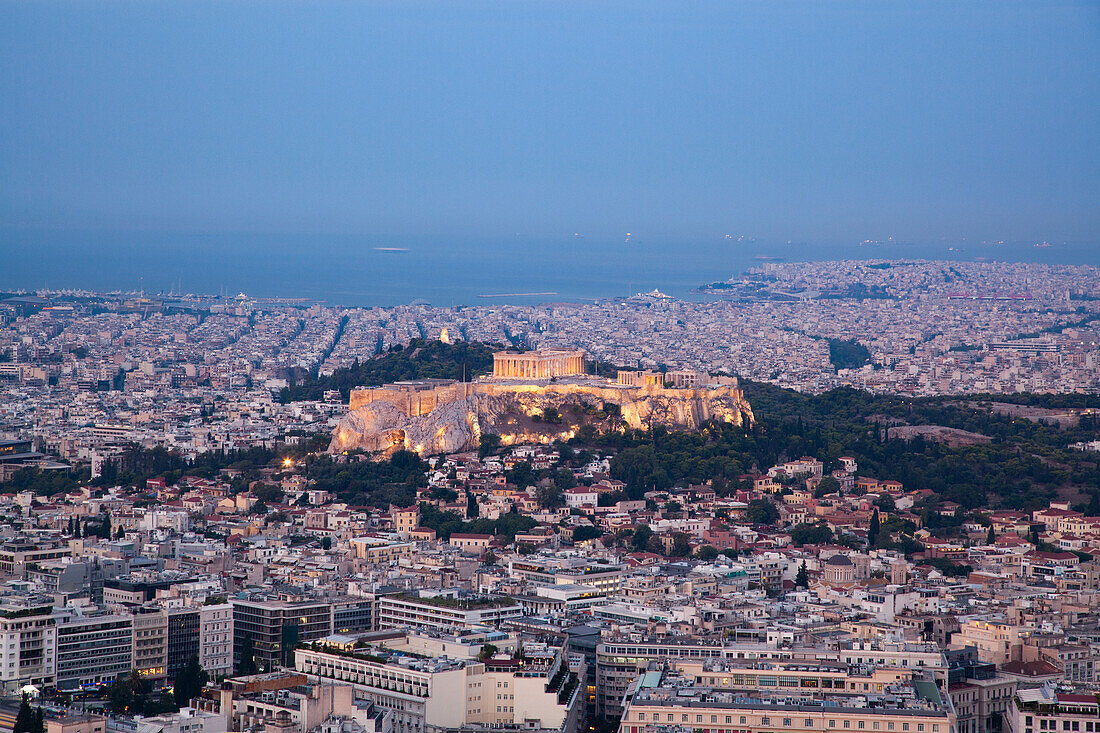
13, 694, 34, 733
108, 670, 151, 714
174, 656, 209, 707
552, 468, 577, 491
986, 525, 996, 545
745, 499, 779, 525
238, 635, 257, 675
535, 484, 565, 510
668, 532, 692, 557
321, 536, 332, 550
478, 434, 502, 458
695, 545, 720, 561
789, 522, 833, 546
506, 461, 535, 489
814, 475, 840, 497
34, 707, 44, 733
478, 644, 498, 661
868, 509, 881, 547
466, 492, 479, 519
572, 525, 602, 543
795, 561, 809, 588
631, 524, 653, 552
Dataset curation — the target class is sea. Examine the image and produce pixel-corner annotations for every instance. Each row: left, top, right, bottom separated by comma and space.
2, 229, 1097, 308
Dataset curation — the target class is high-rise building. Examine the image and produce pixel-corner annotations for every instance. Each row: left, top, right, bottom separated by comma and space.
167, 607, 201, 679
54, 605, 133, 691
132, 606, 169, 682
199, 603, 234, 679
232, 599, 333, 671
0, 598, 57, 694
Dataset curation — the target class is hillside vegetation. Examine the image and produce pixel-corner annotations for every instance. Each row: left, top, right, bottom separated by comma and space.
280, 339, 500, 403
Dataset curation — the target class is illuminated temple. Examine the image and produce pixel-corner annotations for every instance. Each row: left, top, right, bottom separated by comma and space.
492, 349, 587, 380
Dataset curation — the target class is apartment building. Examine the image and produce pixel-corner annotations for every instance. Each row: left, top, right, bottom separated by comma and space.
294, 635, 582, 733
132, 606, 169, 682
232, 599, 333, 670
1008, 687, 1100, 733
378, 592, 523, 633
618, 667, 954, 733
54, 606, 133, 691
199, 603, 234, 679
507, 558, 628, 594
0, 599, 57, 694
167, 608, 201, 679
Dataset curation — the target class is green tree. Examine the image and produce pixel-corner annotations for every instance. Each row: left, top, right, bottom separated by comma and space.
795, 561, 809, 588
13, 694, 34, 733
173, 657, 209, 707
814, 475, 841, 497
467, 493, 479, 519
572, 525, 602, 543
789, 522, 833, 546
695, 545, 720, 561
631, 524, 653, 552
986, 525, 996, 545
745, 499, 779, 525
321, 536, 332, 550
108, 670, 151, 714
868, 509, 881, 547
668, 532, 692, 557
535, 484, 565, 510
506, 461, 535, 489
478, 433, 502, 458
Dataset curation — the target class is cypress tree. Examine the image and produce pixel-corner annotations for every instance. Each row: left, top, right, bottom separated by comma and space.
13, 694, 33, 733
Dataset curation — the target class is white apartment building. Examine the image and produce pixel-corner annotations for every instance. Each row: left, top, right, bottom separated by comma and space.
199, 603, 234, 678
295, 637, 582, 733
0, 600, 57, 694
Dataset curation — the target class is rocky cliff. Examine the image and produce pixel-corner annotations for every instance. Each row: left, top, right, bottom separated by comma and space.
329, 381, 754, 456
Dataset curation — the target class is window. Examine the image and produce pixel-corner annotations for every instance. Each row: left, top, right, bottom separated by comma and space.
844, 722, 850, 729
806, 720, 814, 727
830, 722, 836, 728
784, 719, 792, 727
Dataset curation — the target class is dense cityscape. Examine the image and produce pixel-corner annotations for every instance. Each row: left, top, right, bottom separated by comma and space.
0, 258, 1097, 733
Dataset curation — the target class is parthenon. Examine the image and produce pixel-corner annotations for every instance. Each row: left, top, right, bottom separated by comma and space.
492, 348, 587, 379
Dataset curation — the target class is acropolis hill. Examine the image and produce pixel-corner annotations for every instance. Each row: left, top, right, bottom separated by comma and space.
329, 349, 755, 456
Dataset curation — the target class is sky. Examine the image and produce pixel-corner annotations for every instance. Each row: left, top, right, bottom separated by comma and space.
1, 0, 1098, 248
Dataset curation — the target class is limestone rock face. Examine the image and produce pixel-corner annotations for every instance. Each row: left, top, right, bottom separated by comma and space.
329, 381, 754, 456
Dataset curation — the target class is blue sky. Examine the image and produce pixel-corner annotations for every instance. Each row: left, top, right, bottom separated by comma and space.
1, 0, 1097, 246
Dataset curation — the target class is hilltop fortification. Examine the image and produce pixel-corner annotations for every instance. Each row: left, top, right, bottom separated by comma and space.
329, 350, 754, 456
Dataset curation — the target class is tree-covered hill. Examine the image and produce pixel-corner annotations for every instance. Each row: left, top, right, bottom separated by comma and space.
598, 382, 1100, 512
280, 338, 501, 403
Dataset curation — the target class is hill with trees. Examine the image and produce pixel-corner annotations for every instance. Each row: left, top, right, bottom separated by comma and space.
280, 338, 501, 403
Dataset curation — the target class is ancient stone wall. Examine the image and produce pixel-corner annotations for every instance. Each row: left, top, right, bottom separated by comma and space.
332, 379, 754, 456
